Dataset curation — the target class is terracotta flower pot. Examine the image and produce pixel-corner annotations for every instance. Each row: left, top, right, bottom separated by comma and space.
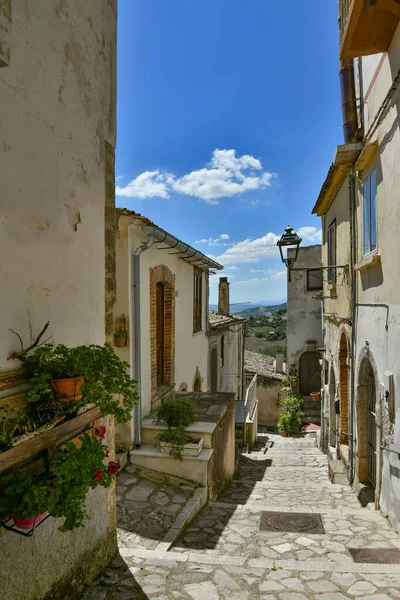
13, 513, 47, 530
52, 376, 84, 402
114, 336, 127, 347
310, 392, 320, 402
280, 431, 288, 437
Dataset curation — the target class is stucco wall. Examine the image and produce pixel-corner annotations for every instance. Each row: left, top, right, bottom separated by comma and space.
352, 24, 400, 529
209, 325, 244, 399
115, 218, 210, 449
0, 2, 117, 598
208, 394, 236, 500
253, 374, 283, 428
287, 245, 323, 370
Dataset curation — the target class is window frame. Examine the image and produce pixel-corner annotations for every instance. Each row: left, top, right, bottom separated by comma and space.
306, 268, 323, 291
327, 219, 336, 284
362, 168, 377, 257
193, 267, 203, 333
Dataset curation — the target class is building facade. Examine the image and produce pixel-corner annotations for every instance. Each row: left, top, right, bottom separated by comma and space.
313, 2, 400, 529
287, 245, 323, 399
115, 209, 223, 451
0, 2, 117, 598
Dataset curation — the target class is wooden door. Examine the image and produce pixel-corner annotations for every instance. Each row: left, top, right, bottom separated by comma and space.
156, 283, 165, 387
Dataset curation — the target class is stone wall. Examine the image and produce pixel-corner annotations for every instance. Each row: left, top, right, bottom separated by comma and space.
255, 375, 284, 428
208, 394, 236, 499
0, 2, 117, 598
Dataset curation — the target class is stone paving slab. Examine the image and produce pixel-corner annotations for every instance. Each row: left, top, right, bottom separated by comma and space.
82, 434, 400, 600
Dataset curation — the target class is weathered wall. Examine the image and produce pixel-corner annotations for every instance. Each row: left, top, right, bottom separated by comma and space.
0, 1, 117, 598
352, 26, 400, 529
287, 245, 323, 370
254, 374, 284, 428
208, 394, 236, 499
209, 325, 245, 398
115, 218, 210, 449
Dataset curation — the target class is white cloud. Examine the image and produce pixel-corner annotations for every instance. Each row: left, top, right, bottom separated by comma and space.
237, 277, 268, 285
116, 170, 172, 199
212, 232, 280, 264
227, 265, 237, 271
297, 226, 322, 243
116, 149, 274, 204
249, 268, 264, 273
195, 233, 230, 246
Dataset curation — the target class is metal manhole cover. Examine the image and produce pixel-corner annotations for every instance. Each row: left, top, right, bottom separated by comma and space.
349, 548, 400, 564
260, 511, 325, 534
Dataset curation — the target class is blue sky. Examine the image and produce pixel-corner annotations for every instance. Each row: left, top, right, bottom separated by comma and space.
116, 0, 342, 304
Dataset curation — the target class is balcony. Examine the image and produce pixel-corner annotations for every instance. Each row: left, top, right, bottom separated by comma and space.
339, 0, 400, 59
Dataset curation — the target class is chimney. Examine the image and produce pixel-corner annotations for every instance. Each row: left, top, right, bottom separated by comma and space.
275, 346, 284, 374
218, 277, 230, 316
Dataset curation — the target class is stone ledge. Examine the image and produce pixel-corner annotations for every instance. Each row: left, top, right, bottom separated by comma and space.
355, 252, 381, 271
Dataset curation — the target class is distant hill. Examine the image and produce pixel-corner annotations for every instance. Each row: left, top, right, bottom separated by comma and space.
209, 299, 286, 315
236, 302, 287, 318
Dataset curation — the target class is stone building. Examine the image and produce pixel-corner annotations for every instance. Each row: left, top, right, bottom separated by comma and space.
0, 1, 117, 598
208, 278, 247, 398
313, 1, 400, 529
244, 350, 285, 429
287, 245, 323, 398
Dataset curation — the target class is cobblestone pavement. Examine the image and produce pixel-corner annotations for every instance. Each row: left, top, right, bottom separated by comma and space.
82, 434, 400, 599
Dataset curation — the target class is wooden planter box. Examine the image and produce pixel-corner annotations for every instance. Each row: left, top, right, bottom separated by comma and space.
160, 437, 204, 458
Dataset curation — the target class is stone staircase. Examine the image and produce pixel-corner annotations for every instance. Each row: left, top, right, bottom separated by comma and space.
302, 395, 321, 425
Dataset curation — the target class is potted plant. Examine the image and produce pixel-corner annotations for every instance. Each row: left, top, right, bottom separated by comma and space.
310, 391, 321, 402
278, 391, 304, 437
114, 331, 128, 348
21, 343, 138, 422
154, 399, 203, 461
48, 428, 119, 531
0, 471, 49, 529
0, 426, 120, 532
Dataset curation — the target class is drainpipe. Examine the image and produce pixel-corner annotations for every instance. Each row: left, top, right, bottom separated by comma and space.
339, 59, 358, 143
132, 233, 154, 449
349, 168, 356, 484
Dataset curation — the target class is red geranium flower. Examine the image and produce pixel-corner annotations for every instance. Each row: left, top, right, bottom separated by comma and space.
106, 460, 120, 475
93, 470, 103, 482
104, 449, 109, 458
94, 425, 107, 441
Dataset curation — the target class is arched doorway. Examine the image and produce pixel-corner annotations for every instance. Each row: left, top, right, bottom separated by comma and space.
329, 366, 337, 447
193, 367, 202, 392
339, 334, 349, 445
210, 348, 218, 392
357, 357, 377, 488
299, 351, 321, 396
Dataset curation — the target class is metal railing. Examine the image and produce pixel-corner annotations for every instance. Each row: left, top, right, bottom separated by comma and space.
339, 0, 352, 41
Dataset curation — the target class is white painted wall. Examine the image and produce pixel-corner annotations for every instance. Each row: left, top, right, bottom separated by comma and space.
0, 2, 117, 598
115, 217, 211, 448
209, 324, 245, 399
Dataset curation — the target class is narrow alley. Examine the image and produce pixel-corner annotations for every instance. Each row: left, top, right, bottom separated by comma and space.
83, 434, 400, 600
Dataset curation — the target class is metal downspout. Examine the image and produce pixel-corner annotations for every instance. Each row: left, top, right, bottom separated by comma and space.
349, 168, 357, 484
132, 234, 154, 449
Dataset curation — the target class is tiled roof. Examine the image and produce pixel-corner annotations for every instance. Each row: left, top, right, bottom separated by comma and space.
209, 310, 247, 328
244, 350, 286, 381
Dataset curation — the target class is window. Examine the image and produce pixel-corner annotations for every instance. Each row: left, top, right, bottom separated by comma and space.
363, 169, 377, 256
307, 268, 323, 291
193, 268, 202, 331
327, 219, 336, 284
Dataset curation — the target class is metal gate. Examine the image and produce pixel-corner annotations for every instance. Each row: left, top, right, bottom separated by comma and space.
367, 368, 377, 488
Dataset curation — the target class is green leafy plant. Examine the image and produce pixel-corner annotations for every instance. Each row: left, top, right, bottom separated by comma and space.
154, 399, 197, 461
114, 331, 128, 340
0, 471, 49, 519
155, 399, 196, 428
0, 407, 20, 452
0, 426, 120, 531
21, 343, 138, 423
278, 391, 304, 436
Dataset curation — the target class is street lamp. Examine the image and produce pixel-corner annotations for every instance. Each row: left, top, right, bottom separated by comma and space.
277, 226, 302, 281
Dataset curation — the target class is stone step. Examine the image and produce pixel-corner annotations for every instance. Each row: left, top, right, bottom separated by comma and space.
140, 418, 215, 449
129, 444, 213, 487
